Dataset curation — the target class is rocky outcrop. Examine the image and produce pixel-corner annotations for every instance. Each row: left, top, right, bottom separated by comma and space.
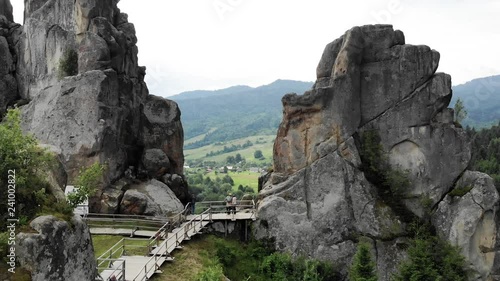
17, 215, 97, 281
433, 171, 499, 280
0, 0, 21, 115
120, 179, 184, 216
11, 0, 187, 213
255, 25, 499, 279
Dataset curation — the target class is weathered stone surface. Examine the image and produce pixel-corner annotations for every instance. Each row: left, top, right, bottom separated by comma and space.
17, 215, 97, 281
161, 173, 190, 204
257, 24, 495, 280
141, 95, 184, 175
256, 150, 405, 277
141, 148, 170, 178
21, 70, 127, 183
0, 0, 13, 22
433, 171, 499, 280
120, 179, 183, 216
16, 0, 187, 215
0, 16, 19, 114
39, 144, 68, 202
99, 178, 129, 214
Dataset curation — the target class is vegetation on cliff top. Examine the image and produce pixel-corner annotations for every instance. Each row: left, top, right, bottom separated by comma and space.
467, 122, 500, 190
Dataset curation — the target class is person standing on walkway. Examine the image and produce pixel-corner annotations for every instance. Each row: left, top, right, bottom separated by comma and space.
225, 192, 232, 215
231, 194, 237, 215
190, 193, 196, 214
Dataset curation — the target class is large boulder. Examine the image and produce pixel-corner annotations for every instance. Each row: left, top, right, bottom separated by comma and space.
140, 148, 171, 178
17, 215, 97, 281
256, 24, 497, 279
120, 179, 183, 216
141, 95, 185, 175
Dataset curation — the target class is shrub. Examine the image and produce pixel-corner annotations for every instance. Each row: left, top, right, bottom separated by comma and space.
215, 240, 236, 267
196, 261, 225, 281
349, 242, 377, 281
58, 48, 78, 78
0, 109, 55, 230
67, 162, 105, 208
393, 222, 469, 281
359, 130, 414, 222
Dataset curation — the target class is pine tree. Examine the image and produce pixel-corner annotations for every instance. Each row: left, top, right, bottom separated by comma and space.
349, 242, 377, 281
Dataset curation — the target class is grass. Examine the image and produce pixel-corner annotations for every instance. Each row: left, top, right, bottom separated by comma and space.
184, 135, 274, 165
150, 235, 221, 281
92, 235, 152, 258
205, 170, 260, 191
92, 235, 124, 258
185, 128, 218, 146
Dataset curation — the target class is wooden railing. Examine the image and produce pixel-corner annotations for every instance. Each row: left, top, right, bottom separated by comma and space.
93, 199, 256, 280
131, 208, 212, 281
194, 200, 256, 216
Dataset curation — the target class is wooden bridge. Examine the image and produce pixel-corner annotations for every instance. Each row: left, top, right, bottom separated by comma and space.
89, 200, 256, 281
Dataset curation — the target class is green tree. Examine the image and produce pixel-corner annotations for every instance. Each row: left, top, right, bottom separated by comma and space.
0, 109, 54, 229
226, 155, 235, 164
454, 98, 468, 124
58, 48, 79, 78
349, 242, 377, 281
235, 153, 243, 163
393, 223, 469, 281
254, 150, 263, 159
66, 162, 105, 208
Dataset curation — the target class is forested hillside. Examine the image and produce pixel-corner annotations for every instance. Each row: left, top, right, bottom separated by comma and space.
170, 79, 313, 149
451, 75, 500, 128
467, 122, 500, 188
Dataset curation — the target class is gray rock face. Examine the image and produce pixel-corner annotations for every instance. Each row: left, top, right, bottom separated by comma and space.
0, 6, 20, 115
141, 95, 185, 175
0, 0, 13, 22
433, 171, 499, 280
120, 179, 184, 216
141, 148, 170, 178
15, 0, 186, 214
17, 215, 97, 281
256, 25, 497, 279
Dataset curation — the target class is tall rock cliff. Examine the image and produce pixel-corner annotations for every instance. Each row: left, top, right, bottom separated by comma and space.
0, 0, 188, 215
255, 25, 499, 280
0, 0, 20, 114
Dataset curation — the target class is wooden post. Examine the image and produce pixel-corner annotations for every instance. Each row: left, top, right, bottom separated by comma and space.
245, 220, 248, 242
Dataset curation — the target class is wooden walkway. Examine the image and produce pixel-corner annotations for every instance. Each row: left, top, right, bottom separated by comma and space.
93, 200, 257, 281
96, 212, 210, 281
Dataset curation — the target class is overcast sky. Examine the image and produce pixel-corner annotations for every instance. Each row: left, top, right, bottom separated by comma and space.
10, 0, 500, 97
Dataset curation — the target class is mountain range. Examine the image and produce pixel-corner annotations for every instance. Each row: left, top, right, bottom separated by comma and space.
172, 75, 500, 150
170, 79, 313, 149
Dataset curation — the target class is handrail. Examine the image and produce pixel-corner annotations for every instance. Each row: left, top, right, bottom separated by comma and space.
96, 238, 125, 268
96, 258, 125, 281
132, 208, 212, 281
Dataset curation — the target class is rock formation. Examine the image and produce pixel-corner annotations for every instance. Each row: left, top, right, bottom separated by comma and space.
255, 25, 499, 280
17, 215, 97, 281
0, 0, 188, 214
0, 0, 20, 114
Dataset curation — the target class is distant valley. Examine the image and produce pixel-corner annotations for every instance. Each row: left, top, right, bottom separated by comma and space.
173, 75, 500, 166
